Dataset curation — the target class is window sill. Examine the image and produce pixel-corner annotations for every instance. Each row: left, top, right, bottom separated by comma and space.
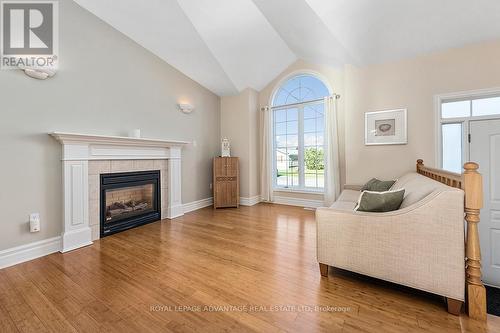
273, 188, 324, 195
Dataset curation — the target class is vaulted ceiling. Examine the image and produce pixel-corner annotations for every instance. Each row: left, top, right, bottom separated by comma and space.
74, 0, 500, 96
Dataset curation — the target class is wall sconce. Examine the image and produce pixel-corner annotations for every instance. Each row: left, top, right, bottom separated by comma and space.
178, 103, 194, 114
19, 65, 57, 80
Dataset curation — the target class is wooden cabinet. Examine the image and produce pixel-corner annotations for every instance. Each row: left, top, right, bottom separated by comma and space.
213, 157, 239, 208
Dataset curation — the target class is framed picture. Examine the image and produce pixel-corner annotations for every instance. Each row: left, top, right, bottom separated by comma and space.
365, 109, 407, 145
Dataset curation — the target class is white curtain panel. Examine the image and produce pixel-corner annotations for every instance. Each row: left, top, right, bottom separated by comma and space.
324, 96, 341, 206
260, 106, 274, 202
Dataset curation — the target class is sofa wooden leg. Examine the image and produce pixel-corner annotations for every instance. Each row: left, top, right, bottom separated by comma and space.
446, 298, 463, 316
319, 263, 328, 277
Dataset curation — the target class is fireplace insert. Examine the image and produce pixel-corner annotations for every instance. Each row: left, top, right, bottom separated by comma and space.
100, 170, 161, 237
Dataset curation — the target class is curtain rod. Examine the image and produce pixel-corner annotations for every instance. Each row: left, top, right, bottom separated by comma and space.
263, 94, 340, 111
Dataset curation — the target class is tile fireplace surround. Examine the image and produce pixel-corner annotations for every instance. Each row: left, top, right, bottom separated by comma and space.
51, 132, 189, 253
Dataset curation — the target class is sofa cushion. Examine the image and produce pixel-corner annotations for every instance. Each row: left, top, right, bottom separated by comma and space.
391, 173, 447, 208
355, 189, 405, 212
329, 200, 357, 211
361, 178, 396, 192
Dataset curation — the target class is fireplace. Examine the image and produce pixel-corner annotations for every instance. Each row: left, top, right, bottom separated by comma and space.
100, 170, 161, 237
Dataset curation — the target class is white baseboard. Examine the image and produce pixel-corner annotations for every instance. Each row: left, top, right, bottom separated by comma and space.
0, 236, 62, 269
183, 197, 213, 213
272, 195, 324, 208
166, 204, 185, 219
240, 195, 261, 206
61, 228, 92, 253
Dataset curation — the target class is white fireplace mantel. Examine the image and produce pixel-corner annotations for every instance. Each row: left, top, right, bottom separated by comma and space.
50, 132, 190, 252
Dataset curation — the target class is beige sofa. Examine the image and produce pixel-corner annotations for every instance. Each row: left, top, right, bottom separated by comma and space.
316, 172, 465, 309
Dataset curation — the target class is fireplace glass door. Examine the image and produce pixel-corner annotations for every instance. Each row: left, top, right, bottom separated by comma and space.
105, 184, 155, 223
100, 170, 161, 237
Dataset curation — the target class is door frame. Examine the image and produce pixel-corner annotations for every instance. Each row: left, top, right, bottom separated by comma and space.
434, 87, 500, 169
468, 118, 500, 288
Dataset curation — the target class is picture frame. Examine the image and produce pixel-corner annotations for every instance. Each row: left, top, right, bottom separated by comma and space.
365, 109, 407, 145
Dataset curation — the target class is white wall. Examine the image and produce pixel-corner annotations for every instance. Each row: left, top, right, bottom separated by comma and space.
0, 0, 220, 251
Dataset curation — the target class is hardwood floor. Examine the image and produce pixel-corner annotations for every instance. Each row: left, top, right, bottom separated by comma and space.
1, 203, 499, 332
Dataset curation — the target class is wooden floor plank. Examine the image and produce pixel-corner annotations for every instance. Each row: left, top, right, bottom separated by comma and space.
0, 203, 498, 332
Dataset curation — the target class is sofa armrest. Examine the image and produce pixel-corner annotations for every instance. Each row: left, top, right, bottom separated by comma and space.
343, 184, 363, 191
315, 189, 466, 301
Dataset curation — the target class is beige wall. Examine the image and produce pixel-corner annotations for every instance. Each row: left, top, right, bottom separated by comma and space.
0, 0, 220, 250
344, 39, 500, 185
258, 60, 346, 202
220, 88, 260, 198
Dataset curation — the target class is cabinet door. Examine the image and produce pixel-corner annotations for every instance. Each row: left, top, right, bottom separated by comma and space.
228, 180, 238, 206
214, 158, 225, 177
214, 181, 225, 207
226, 158, 238, 177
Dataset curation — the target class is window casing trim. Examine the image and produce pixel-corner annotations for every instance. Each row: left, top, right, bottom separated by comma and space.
435, 87, 500, 170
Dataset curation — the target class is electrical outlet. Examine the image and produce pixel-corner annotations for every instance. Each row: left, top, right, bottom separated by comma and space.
29, 213, 40, 232
209, 183, 213, 190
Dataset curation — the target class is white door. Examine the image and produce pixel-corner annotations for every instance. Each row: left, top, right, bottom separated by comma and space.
470, 119, 500, 287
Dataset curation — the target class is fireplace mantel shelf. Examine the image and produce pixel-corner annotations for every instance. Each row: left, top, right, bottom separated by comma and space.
50, 132, 190, 147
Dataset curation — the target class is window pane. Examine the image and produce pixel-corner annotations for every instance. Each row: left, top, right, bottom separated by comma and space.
442, 100, 470, 118
277, 173, 287, 186
287, 108, 298, 121
317, 173, 324, 188
472, 96, 500, 117
276, 149, 287, 165
316, 132, 324, 145
305, 173, 317, 188
275, 135, 286, 147
275, 122, 286, 135
275, 109, 286, 122
289, 173, 299, 187
286, 134, 298, 147
304, 103, 325, 117
287, 148, 299, 165
304, 133, 316, 146
442, 123, 462, 173
286, 121, 298, 134
304, 119, 315, 133
316, 117, 324, 131
302, 132, 324, 146
304, 106, 316, 119
304, 147, 324, 172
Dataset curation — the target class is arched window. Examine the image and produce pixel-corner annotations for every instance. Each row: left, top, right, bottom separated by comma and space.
272, 74, 330, 107
271, 74, 330, 191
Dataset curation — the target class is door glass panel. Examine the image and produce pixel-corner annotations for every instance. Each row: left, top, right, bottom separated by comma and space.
472, 96, 500, 117
442, 123, 463, 173
442, 100, 470, 118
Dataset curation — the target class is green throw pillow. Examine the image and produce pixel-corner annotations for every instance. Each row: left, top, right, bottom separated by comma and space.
361, 178, 396, 192
355, 189, 405, 212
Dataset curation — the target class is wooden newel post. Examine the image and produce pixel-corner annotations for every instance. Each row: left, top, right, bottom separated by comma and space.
416, 159, 424, 172
463, 162, 487, 321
